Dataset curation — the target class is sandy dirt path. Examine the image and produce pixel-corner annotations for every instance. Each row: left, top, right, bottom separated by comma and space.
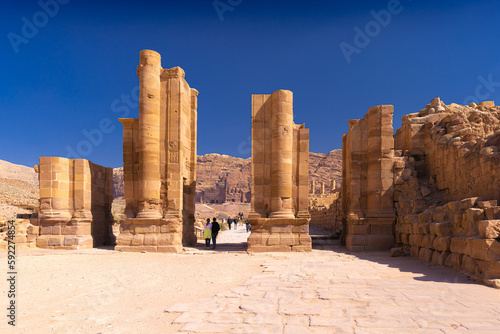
0, 229, 269, 334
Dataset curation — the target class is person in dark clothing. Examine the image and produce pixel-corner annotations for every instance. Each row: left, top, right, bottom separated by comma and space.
227, 218, 232, 230
211, 217, 220, 249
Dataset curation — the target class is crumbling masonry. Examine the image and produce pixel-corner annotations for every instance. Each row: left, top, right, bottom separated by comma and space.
342, 98, 500, 287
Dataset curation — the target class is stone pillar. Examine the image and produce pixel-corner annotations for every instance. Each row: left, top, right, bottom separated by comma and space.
36, 157, 113, 249
116, 50, 198, 253
137, 50, 162, 219
331, 180, 336, 192
119, 118, 138, 218
320, 182, 325, 195
269, 90, 295, 219
342, 105, 396, 251
310, 180, 316, 195
248, 89, 311, 252
366, 105, 395, 217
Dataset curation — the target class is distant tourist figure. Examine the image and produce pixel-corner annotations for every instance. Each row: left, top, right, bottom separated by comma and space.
227, 218, 232, 230
233, 217, 238, 230
211, 217, 220, 249
245, 219, 251, 232
203, 218, 212, 250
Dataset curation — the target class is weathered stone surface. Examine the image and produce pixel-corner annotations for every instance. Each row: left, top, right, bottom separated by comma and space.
477, 220, 500, 240
248, 90, 311, 252
342, 105, 396, 251
392, 98, 500, 287
116, 50, 198, 252
35, 157, 113, 249
466, 238, 500, 262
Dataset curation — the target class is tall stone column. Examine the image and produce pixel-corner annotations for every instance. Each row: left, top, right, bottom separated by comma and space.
320, 182, 325, 195
310, 180, 316, 194
269, 90, 295, 219
331, 179, 336, 192
137, 50, 162, 219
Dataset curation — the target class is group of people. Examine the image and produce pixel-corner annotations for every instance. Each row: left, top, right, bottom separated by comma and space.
202, 215, 251, 250
203, 218, 220, 250
227, 212, 246, 231
227, 217, 239, 230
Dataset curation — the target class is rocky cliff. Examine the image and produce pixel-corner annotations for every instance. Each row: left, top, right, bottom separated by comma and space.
1, 150, 343, 212
113, 151, 342, 202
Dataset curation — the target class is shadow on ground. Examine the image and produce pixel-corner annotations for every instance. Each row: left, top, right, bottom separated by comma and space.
312, 238, 479, 286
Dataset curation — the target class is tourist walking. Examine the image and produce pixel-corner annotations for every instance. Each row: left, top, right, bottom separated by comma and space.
211, 217, 220, 249
227, 218, 232, 230
245, 219, 251, 232
203, 218, 212, 250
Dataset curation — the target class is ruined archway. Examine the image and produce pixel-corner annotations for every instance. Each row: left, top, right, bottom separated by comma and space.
113, 50, 312, 253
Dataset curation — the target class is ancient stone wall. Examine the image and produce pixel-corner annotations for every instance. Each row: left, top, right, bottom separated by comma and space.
116, 49, 198, 252
342, 105, 397, 251
248, 90, 311, 252
308, 191, 342, 236
393, 99, 500, 288
35, 157, 113, 249
0, 219, 38, 250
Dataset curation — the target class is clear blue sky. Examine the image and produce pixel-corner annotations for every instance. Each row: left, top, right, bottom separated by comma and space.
2, 0, 500, 168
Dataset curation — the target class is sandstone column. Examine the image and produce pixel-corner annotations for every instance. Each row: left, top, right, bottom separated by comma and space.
331, 179, 336, 192
248, 89, 311, 252
310, 180, 315, 194
269, 90, 295, 219
321, 182, 325, 195
137, 50, 162, 219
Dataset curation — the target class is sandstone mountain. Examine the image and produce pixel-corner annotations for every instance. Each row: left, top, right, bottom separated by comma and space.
0, 150, 342, 215
0, 160, 39, 219
113, 151, 342, 201
309, 150, 342, 194
0, 159, 38, 184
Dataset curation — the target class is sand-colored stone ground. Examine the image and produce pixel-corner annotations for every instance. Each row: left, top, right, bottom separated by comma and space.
0, 228, 259, 333
2, 227, 500, 333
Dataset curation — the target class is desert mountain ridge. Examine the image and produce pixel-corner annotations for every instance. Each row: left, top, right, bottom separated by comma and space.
0, 151, 341, 217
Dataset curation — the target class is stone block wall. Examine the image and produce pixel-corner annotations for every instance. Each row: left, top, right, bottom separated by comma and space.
0, 219, 39, 250
393, 99, 500, 288
35, 157, 114, 249
308, 192, 342, 235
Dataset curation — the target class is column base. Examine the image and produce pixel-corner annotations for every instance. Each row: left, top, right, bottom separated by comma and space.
345, 216, 396, 251
247, 217, 311, 252
36, 219, 95, 250
115, 218, 183, 253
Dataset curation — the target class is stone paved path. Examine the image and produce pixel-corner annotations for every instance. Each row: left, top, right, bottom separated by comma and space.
168, 233, 500, 333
